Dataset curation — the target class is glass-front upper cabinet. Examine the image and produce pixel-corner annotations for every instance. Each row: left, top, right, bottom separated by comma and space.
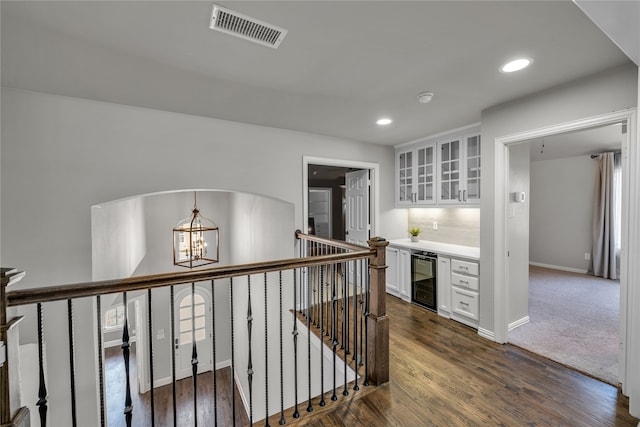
416, 145, 435, 203
437, 132, 480, 205
395, 142, 436, 206
397, 149, 413, 204
439, 137, 461, 203
395, 128, 480, 207
465, 134, 481, 202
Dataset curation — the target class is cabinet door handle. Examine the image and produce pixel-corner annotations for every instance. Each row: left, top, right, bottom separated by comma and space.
463, 189, 467, 202
458, 190, 462, 202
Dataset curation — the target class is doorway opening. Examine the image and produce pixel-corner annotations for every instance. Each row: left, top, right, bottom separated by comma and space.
493, 108, 637, 393
303, 157, 379, 243
507, 123, 624, 385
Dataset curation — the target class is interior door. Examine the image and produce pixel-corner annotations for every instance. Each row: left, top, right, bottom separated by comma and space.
345, 169, 370, 246
345, 169, 370, 287
175, 288, 212, 380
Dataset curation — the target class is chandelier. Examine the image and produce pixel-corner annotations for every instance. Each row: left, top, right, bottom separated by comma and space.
173, 192, 219, 268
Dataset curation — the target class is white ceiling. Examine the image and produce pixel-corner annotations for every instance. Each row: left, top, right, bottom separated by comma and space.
0, 1, 633, 146
528, 123, 623, 162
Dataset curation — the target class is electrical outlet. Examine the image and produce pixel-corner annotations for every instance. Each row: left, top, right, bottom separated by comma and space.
433, 221, 438, 230
584, 253, 591, 261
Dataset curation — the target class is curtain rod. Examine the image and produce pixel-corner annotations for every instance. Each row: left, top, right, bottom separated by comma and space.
591, 150, 621, 159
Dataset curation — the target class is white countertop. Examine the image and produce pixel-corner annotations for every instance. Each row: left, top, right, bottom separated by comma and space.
388, 238, 480, 260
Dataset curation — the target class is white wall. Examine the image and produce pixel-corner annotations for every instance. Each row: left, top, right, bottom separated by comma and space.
529, 155, 599, 272
480, 63, 638, 336
0, 87, 401, 425
91, 197, 146, 281
507, 143, 530, 326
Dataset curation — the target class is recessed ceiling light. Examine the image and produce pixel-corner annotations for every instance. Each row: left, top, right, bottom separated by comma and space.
376, 118, 393, 126
500, 58, 532, 73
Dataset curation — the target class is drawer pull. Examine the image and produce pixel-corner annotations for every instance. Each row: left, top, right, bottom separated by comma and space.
459, 280, 469, 285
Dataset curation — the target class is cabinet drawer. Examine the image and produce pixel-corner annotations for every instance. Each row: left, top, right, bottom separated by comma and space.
451, 259, 478, 276
451, 272, 479, 291
451, 287, 479, 321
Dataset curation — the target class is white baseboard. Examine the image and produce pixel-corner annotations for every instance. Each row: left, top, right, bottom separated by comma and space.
529, 262, 588, 275
508, 316, 530, 331
477, 327, 496, 342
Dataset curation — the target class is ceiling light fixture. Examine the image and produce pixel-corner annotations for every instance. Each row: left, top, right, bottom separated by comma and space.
173, 192, 219, 268
376, 118, 392, 126
500, 58, 532, 73
416, 92, 434, 104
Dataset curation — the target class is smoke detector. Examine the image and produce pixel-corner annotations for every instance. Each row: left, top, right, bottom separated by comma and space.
209, 4, 288, 49
417, 92, 434, 104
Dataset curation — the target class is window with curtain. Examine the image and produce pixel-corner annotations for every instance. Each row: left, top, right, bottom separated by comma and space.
591, 151, 621, 280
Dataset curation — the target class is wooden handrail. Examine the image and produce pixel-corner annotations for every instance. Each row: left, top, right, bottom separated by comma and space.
295, 230, 368, 252
7, 249, 374, 308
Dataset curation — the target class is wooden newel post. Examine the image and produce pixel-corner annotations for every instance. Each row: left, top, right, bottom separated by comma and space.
366, 237, 389, 386
1, 268, 29, 427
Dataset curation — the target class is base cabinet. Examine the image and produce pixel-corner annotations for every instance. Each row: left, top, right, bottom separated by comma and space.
386, 247, 399, 295
437, 256, 451, 317
386, 246, 411, 302
398, 248, 411, 301
450, 257, 480, 328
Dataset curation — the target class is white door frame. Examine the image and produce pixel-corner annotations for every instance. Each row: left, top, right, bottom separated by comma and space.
302, 156, 380, 238
492, 108, 638, 395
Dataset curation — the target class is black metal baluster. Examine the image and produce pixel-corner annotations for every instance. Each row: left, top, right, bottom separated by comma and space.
352, 262, 359, 392
342, 264, 349, 397
170, 286, 177, 427
67, 299, 77, 427
278, 271, 286, 426
122, 292, 133, 427
230, 278, 236, 426
331, 263, 338, 402
247, 276, 254, 426
211, 280, 218, 427
359, 259, 365, 368
364, 261, 370, 387
36, 303, 48, 427
345, 261, 350, 357
306, 263, 313, 413
148, 289, 155, 427
292, 269, 300, 419
190, 283, 198, 427
96, 296, 106, 427
264, 273, 270, 427
340, 263, 345, 351
319, 265, 325, 407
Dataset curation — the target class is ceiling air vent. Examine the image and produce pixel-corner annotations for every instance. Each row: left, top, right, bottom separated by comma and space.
209, 4, 288, 49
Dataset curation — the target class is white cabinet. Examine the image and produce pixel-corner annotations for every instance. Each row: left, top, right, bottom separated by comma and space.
450, 257, 480, 328
386, 246, 411, 302
395, 128, 480, 207
398, 248, 411, 301
396, 142, 437, 206
386, 247, 399, 295
437, 256, 451, 318
437, 133, 481, 205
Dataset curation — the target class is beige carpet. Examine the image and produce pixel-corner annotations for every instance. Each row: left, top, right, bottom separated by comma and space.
509, 265, 619, 385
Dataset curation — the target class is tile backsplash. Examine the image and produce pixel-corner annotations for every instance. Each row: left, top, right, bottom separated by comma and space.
408, 208, 480, 247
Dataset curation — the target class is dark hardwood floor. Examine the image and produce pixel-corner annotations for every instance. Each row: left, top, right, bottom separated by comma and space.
105, 344, 248, 426
293, 295, 639, 426
106, 295, 639, 426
